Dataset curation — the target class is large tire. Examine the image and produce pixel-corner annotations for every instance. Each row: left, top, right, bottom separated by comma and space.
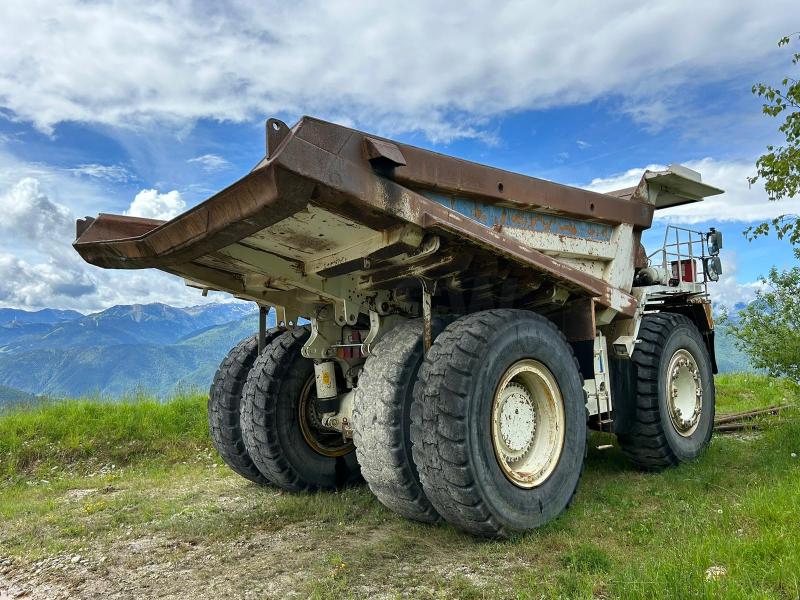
241, 327, 361, 492
617, 313, 715, 470
411, 309, 587, 538
352, 318, 449, 523
208, 328, 284, 484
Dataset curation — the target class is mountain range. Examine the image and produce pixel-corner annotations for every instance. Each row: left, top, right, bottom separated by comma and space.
0, 302, 271, 402
0, 302, 754, 403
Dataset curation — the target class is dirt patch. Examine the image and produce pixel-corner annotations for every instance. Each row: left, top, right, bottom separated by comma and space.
1, 524, 377, 599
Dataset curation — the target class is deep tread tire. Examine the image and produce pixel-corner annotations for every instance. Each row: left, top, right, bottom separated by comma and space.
241, 327, 361, 492
352, 318, 449, 523
411, 309, 587, 538
617, 313, 715, 470
208, 328, 284, 484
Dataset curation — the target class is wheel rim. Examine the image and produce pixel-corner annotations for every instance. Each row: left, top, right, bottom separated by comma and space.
298, 376, 353, 457
491, 360, 565, 488
665, 349, 703, 437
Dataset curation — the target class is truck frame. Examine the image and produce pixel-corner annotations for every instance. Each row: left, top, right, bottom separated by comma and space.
74, 116, 724, 537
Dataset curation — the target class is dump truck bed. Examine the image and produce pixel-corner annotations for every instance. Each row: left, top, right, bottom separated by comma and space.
74, 116, 721, 326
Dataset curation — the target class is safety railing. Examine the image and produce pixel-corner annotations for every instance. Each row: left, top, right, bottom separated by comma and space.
648, 225, 714, 295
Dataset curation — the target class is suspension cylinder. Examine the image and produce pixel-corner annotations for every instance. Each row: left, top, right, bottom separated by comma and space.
314, 360, 338, 399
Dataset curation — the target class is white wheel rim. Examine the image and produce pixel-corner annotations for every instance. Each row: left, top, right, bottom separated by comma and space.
491, 360, 565, 488
665, 349, 703, 437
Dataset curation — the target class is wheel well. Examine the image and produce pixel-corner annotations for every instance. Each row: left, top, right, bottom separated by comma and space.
656, 305, 718, 375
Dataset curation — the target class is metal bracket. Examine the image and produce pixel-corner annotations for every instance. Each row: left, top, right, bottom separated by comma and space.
258, 305, 268, 354
360, 311, 407, 356
418, 277, 437, 352
302, 316, 337, 359
274, 306, 300, 328
266, 119, 290, 158
584, 332, 612, 423
334, 298, 359, 326
361, 310, 382, 356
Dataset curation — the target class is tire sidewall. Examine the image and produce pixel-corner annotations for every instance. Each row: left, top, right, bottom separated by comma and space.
656, 323, 715, 460
465, 317, 587, 531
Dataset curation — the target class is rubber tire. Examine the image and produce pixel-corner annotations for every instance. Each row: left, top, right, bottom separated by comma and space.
240, 327, 361, 492
352, 318, 450, 523
617, 313, 715, 470
411, 309, 587, 538
208, 328, 284, 484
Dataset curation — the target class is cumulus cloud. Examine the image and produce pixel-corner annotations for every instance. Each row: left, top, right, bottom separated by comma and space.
0, 250, 223, 312
0, 177, 72, 240
187, 154, 230, 171
584, 158, 800, 224
0, 253, 97, 306
706, 251, 763, 310
0, 175, 223, 311
124, 189, 185, 221
0, 0, 793, 139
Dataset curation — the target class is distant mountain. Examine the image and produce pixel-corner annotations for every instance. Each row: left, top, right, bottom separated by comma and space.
712, 306, 758, 374
0, 384, 39, 406
714, 327, 755, 373
0, 299, 754, 400
1, 302, 256, 354
0, 307, 84, 326
0, 302, 267, 399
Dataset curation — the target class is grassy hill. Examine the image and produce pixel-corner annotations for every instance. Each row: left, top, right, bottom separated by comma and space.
0, 374, 797, 599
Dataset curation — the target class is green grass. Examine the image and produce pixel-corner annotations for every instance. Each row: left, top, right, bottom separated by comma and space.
0, 374, 798, 599
0, 393, 209, 481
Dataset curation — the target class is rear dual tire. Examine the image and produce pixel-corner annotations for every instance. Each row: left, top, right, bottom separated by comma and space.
240, 327, 361, 492
352, 318, 450, 523
207, 328, 285, 485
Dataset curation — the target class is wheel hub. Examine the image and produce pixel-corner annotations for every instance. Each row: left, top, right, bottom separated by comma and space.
491, 360, 565, 489
497, 383, 536, 461
666, 349, 703, 437
298, 376, 353, 457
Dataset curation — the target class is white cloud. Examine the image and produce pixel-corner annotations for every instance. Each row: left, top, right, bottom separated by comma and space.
704, 250, 762, 310
0, 175, 230, 312
0, 177, 72, 240
68, 163, 133, 183
576, 140, 591, 150
124, 189, 185, 221
0, 147, 119, 218
187, 154, 230, 171
584, 158, 800, 224
0, 0, 794, 139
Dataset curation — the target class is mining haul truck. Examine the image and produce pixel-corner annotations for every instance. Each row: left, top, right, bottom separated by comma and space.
74, 116, 725, 538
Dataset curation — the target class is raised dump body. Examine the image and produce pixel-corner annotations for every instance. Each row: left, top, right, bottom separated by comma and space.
74, 117, 725, 537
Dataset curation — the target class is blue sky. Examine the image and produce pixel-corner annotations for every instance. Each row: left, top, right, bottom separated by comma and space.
0, 0, 798, 312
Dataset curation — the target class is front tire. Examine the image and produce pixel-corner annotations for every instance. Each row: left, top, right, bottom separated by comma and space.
617, 313, 715, 470
240, 327, 361, 492
411, 309, 587, 538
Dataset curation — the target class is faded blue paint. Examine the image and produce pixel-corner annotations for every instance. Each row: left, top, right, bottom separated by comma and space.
422, 192, 612, 242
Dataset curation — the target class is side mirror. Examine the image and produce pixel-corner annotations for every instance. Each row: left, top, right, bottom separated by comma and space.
707, 228, 722, 255
703, 256, 722, 281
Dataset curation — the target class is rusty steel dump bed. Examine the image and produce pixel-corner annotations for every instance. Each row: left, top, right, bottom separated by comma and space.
73, 116, 722, 333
